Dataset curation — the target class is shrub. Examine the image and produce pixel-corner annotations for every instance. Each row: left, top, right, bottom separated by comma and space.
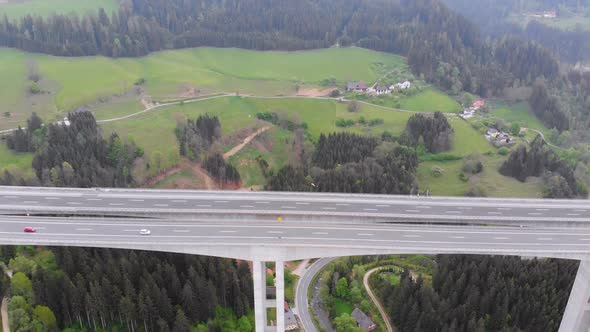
498, 147, 510, 156
330, 89, 341, 97
462, 155, 484, 174
29, 82, 41, 94
431, 166, 444, 177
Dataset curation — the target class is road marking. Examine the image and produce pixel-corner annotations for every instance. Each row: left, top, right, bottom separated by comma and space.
336, 203, 349, 206
405, 210, 420, 213
494, 237, 509, 240
240, 205, 254, 208
110, 203, 124, 206
219, 230, 236, 233
313, 232, 329, 235
403, 235, 421, 238
66, 202, 81, 205
76, 228, 93, 231
123, 229, 138, 232
458, 207, 472, 210
445, 211, 462, 214
568, 213, 580, 216
86, 198, 102, 201
528, 212, 542, 215
23, 201, 38, 204
255, 201, 269, 204
173, 230, 190, 233
171, 200, 186, 203
418, 205, 431, 209
498, 207, 512, 211
363, 208, 378, 211
296, 202, 310, 205
322, 207, 336, 210
45, 197, 60, 200
282, 206, 297, 209
154, 204, 169, 207
197, 204, 211, 207
376, 205, 390, 207
214, 200, 229, 203
537, 237, 552, 241
580, 239, 590, 241
267, 231, 284, 234
3, 196, 17, 199
536, 209, 549, 211
575, 210, 587, 212
450, 236, 465, 239
357, 233, 374, 236
487, 212, 502, 215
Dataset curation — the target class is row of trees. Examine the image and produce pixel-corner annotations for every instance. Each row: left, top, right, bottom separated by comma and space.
372, 255, 577, 332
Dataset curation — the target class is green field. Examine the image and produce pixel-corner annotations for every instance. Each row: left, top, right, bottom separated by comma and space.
0, 0, 119, 18
100, 96, 413, 179
448, 117, 494, 156
0, 143, 34, 176
491, 101, 547, 133
0, 47, 407, 130
417, 155, 544, 197
333, 298, 354, 317
400, 88, 460, 113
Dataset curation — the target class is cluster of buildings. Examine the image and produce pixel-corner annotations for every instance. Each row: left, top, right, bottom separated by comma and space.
485, 128, 514, 147
524, 10, 557, 19
346, 80, 412, 96
460, 99, 485, 119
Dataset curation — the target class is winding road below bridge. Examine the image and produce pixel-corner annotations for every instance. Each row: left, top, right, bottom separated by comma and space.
364, 267, 394, 332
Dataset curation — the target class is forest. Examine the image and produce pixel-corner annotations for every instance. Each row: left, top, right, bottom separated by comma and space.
268, 132, 419, 195
1, 112, 141, 188
372, 255, 577, 332
0, 246, 254, 331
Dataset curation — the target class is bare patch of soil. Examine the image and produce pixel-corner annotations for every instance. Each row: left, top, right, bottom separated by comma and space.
296, 87, 336, 97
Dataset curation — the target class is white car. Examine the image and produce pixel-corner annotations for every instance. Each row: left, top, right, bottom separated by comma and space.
139, 229, 151, 235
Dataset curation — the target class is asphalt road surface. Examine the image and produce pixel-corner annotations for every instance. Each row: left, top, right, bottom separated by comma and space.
4, 216, 590, 254
295, 258, 335, 332
0, 187, 589, 225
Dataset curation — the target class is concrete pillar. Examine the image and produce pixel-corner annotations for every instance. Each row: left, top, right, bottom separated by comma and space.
253, 260, 267, 332
275, 260, 285, 332
560, 260, 590, 332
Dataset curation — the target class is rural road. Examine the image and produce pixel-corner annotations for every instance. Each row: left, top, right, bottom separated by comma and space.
295, 258, 335, 332
364, 267, 394, 332
0, 93, 426, 135
1, 296, 8, 332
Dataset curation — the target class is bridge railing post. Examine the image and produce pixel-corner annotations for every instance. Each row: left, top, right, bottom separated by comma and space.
559, 260, 590, 332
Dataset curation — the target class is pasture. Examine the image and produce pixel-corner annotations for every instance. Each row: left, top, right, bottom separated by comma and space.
400, 88, 461, 113
0, 47, 407, 130
0, 0, 119, 18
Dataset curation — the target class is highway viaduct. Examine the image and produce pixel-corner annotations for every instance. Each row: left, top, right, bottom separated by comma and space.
0, 186, 589, 331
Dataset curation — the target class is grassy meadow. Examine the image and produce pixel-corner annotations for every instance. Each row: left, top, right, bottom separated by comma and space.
0, 0, 119, 18
400, 88, 461, 113
0, 47, 407, 130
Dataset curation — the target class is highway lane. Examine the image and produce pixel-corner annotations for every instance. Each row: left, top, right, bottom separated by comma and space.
4, 217, 590, 254
0, 187, 589, 224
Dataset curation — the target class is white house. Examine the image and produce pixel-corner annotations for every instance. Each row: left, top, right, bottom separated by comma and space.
374, 85, 390, 95
392, 81, 411, 90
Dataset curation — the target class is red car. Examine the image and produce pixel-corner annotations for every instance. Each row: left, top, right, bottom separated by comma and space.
23, 227, 36, 233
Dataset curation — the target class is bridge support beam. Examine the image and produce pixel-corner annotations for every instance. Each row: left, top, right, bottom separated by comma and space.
253, 260, 285, 332
560, 260, 590, 332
